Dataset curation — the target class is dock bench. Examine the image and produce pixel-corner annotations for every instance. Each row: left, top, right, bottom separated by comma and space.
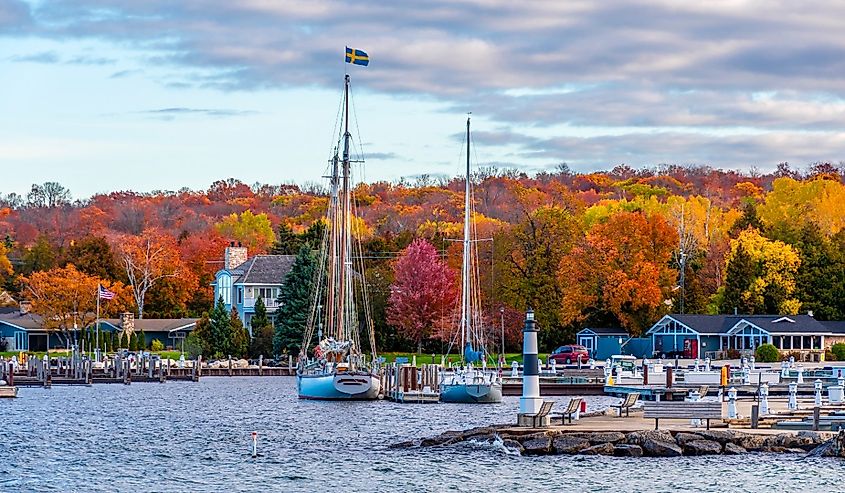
642, 401, 722, 430
552, 397, 583, 424
519, 400, 555, 428
612, 392, 639, 417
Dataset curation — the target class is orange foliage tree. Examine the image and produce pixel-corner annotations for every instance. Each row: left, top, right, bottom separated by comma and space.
559, 211, 677, 335
115, 229, 182, 319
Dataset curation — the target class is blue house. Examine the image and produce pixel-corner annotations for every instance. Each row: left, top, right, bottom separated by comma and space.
211, 243, 295, 334
576, 327, 628, 360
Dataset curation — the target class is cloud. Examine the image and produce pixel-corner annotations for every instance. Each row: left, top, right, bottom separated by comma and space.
8, 51, 60, 63
66, 55, 116, 65
14, 1, 845, 167
136, 107, 259, 119
365, 152, 398, 160
0, 0, 32, 34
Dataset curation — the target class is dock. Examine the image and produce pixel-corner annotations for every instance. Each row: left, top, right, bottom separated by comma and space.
382, 363, 441, 403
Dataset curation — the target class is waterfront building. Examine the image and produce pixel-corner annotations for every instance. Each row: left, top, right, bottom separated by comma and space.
647, 314, 845, 360
576, 327, 629, 360
0, 302, 197, 351
210, 243, 295, 333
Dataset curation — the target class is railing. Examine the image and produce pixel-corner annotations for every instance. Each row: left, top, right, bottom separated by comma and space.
243, 297, 279, 309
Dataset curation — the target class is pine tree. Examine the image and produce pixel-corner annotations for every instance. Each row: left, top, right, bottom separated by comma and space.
230, 309, 250, 358
208, 296, 232, 358
120, 331, 128, 349
274, 244, 318, 356
270, 223, 300, 255
129, 332, 139, 351
251, 296, 270, 334
139, 328, 147, 350
720, 243, 757, 314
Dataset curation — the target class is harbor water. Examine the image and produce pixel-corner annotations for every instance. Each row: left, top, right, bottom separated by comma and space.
1, 377, 840, 492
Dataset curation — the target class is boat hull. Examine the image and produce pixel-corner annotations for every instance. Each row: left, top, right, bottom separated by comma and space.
440, 381, 503, 403
297, 371, 381, 400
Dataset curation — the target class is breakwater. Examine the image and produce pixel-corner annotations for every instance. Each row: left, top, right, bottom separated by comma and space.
395, 426, 845, 458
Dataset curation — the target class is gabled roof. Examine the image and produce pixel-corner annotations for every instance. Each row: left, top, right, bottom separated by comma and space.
0, 312, 44, 330
577, 327, 628, 336
214, 255, 296, 285
822, 321, 845, 334
651, 313, 838, 335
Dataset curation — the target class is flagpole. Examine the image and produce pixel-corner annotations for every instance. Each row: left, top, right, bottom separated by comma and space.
96, 283, 100, 359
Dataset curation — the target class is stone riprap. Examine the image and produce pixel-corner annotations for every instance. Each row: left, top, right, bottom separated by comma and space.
391, 428, 845, 458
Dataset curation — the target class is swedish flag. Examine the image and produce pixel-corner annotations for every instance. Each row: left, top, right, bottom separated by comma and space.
345, 47, 369, 66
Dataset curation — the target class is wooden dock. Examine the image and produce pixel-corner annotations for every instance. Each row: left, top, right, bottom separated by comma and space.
0, 386, 17, 398
382, 363, 441, 403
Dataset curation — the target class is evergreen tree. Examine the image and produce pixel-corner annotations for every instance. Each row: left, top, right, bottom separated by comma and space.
208, 296, 232, 358
719, 243, 757, 314
192, 312, 213, 356
795, 225, 845, 320
129, 332, 139, 351
729, 201, 763, 237
230, 309, 250, 358
120, 331, 128, 349
251, 296, 270, 334
274, 244, 318, 356
270, 223, 300, 255
139, 328, 147, 350
249, 325, 275, 359
109, 331, 116, 352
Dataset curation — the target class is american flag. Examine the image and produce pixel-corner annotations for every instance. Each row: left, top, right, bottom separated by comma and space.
98, 285, 116, 300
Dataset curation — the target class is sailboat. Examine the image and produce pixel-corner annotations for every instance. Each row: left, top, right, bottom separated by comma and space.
296, 74, 381, 400
440, 116, 503, 404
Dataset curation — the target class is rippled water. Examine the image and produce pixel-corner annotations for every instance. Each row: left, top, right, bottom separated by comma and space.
1, 378, 840, 492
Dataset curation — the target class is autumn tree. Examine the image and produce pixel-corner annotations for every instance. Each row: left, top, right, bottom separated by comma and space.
716, 228, 801, 315
559, 211, 677, 336
0, 242, 11, 279
215, 210, 275, 253
387, 238, 457, 352
65, 236, 122, 280
22, 235, 58, 275
116, 229, 181, 319
22, 264, 130, 344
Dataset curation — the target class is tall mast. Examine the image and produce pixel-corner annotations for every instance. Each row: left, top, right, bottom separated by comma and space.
460, 116, 472, 359
338, 74, 351, 342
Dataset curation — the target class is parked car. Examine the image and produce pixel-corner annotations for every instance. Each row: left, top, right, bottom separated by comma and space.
549, 345, 589, 364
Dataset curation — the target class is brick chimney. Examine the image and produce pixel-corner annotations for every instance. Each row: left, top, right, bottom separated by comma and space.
19, 300, 32, 315
224, 241, 248, 270
120, 312, 135, 334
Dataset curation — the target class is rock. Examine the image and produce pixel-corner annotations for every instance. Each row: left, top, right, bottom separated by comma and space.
552, 436, 591, 454
808, 431, 845, 458
521, 435, 553, 455
736, 434, 767, 452
462, 427, 498, 439
502, 439, 524, 455
683, 439, 722, 456
613, 444, 643, 457
641, 438, 683, 457
723, 443, 747, 455
775, 433, 818, 451
674, 432, 704, 446
578, 443, 615, 456
625, 430, 675, 446
388, 440, 419, 449
697, 430, 738, 445
564, 432, 626, 445
420, 430, 463, 447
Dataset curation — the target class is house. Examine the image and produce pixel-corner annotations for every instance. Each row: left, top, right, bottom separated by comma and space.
646, 314, 845, 360
211, 242, 296, 333
576, 327, 629, 360
0, 302, 197, 352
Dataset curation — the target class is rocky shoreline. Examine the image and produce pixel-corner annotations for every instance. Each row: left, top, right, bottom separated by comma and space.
392, 427, 845, 458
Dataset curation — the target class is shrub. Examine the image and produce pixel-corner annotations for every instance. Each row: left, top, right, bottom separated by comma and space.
831, 343, 845, 361
150, 339, 164, 352
755, 343, 779, 362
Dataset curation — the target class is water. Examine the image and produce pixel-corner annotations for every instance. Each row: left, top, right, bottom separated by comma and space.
1, 378, 840, 492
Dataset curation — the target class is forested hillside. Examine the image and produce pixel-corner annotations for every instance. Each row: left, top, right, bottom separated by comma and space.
2, 161, 844, 351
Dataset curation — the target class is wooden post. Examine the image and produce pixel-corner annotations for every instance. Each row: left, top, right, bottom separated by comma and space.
813, 406, 820, 431
228, 355, 233, 377
666, 366, 674, 389
7, 361, 13, 387
124, 359, 131, 385
643, 362, 649, 386
259, 355, 263, 376
751, 404, 759, 429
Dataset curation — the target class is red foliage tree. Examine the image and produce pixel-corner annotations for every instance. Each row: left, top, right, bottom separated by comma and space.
387, 238, 458, 351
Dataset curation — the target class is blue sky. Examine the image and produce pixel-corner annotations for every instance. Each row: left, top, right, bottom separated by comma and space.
2, 1, 845, 199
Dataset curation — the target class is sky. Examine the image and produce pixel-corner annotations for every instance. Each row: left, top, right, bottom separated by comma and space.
2, 0, 845, 199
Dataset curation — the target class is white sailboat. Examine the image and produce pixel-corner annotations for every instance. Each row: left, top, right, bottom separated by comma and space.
440, 116, 503, 404
296, 74, 380, 400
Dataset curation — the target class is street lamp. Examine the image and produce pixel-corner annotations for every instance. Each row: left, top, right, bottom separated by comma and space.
499, 307, 505, 366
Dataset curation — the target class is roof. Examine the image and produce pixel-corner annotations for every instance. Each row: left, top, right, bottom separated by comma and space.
577, 327, 628, 336
101, 318, 198, 332
822, 321, 845, 334
219, 255, 296, 285
0, 312, 44, 330
653, 314, 839, 335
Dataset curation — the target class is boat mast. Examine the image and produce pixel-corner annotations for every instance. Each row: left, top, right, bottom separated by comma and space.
460, 116, 472, 361
339, 74, 352, 343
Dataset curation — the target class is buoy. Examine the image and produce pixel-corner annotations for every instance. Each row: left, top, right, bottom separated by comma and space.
251, 431, 258, 458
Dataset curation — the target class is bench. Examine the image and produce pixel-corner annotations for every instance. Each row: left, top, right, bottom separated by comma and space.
642, 401, 722, 430
697, 385, 709, 398
552, 397, 583, 425
612, 392, 639, 417
523, 401, 555, 428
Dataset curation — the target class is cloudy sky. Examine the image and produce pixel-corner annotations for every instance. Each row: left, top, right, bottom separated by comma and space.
2, 0, 845, 198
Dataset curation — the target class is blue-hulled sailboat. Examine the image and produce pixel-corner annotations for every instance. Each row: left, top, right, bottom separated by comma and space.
440, 117, 502, 404
296, 73, 380, 400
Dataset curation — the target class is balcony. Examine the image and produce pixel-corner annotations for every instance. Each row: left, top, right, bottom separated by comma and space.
244, 297, 279, 309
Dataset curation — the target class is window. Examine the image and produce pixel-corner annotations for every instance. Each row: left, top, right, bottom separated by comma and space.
217, 274, 232, 305
257, 287, 275, 300
237, 287, 244, 305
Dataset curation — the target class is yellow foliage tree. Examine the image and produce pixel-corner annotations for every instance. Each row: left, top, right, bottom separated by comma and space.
215, 210, 276, 252
758, 177, 845, 236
